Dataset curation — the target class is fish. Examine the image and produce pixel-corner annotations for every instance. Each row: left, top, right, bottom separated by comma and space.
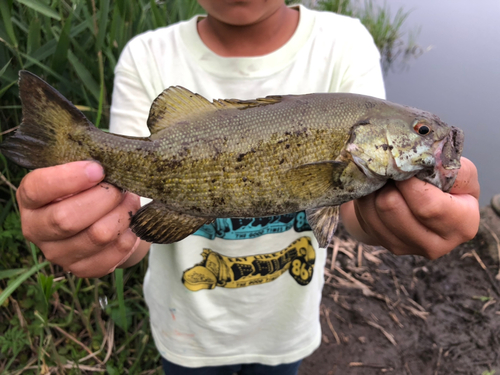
0, 71, 464, 248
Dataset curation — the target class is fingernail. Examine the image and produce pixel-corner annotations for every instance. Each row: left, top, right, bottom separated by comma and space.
85, 162, 104, 182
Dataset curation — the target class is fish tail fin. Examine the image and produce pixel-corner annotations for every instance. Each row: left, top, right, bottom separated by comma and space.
0, 71, 93, 169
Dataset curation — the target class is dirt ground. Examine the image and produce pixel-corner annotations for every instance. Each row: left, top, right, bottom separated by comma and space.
299, 206, 500, 375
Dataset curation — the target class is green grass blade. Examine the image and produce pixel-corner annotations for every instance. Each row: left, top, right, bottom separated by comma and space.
17, 0, 61, 21
51, 12, 73, 72
18, 50, 71, 85
27, 17, 41, 53
0, 58, 12, 78
0, 268, 26, 280
114, 268, 128, 332
67, 49, 100, 101
0, 261, 50, 306
150, 0, 167, 28
0, 197, 13, 225
0, 79, 16, 98
0, 0, 18, 47
95, 0, 110, 53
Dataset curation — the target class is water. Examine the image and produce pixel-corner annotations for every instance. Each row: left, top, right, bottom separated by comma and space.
374, 0, 500, 205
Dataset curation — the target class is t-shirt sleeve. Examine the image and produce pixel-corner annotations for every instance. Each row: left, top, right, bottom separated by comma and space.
109, 39, 156, 137
330, 20, 386, 100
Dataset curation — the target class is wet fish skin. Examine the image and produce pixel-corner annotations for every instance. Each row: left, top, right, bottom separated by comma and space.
0, 71, 463, 247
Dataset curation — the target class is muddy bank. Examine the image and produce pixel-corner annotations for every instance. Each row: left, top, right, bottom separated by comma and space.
300, 205, 500, 375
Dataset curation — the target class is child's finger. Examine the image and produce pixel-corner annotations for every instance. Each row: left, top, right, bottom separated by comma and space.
17, 161, 105, 210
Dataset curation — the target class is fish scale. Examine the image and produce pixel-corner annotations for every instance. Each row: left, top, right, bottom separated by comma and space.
0, 71, 463, 246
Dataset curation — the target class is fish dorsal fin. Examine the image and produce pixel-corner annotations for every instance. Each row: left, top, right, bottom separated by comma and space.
147, 86, 215, 135
212, 96, 283, 110
147, 87, 284, 136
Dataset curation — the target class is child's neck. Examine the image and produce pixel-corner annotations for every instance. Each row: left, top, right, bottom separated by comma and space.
197, 5, 299, 57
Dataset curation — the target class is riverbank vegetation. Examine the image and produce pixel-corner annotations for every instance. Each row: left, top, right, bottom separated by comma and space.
0, 0, 419, 373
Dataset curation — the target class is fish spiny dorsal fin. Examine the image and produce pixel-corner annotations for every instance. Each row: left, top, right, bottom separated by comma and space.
147, 88, 284, 136
213, 96, 283, 110
147, 86, 216, 135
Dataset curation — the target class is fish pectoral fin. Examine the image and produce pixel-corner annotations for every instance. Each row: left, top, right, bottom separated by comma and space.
286, 161, 347, 198
130, 201, 214, 244
306, 206, 340, 248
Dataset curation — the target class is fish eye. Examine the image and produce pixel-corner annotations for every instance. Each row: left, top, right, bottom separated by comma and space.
413, 121, 431, 135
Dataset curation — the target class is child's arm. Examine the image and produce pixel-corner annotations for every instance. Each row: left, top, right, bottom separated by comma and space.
16, 161, 149, 278
340, 157, 480, 258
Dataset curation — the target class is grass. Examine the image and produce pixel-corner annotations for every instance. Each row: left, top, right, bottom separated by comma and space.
0, 0, 419, 373
317, 0, 422, 72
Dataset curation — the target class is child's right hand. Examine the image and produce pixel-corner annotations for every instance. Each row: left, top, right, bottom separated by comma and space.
16, 161, 143, 277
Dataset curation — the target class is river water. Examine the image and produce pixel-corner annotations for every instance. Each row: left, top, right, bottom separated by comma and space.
373, 0, 500, 205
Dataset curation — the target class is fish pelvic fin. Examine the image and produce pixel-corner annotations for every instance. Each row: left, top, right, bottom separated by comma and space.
147, 86, 283, 138
130, 200, 214, 244
306, 206, 340, 248
0, 71, 93, 169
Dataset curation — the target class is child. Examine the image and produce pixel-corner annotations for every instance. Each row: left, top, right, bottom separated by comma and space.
15, 1, 480, 374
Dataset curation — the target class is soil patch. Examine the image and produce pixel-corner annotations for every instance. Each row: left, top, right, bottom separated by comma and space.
299, 206, 500, 375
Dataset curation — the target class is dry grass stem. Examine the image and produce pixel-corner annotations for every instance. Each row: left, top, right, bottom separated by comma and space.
363, 250, 382, 265
51, 326, 100, 363
330, 237, 340, 271
366, 320, 397, 346
104, 321, 115, 363
472, 250, 488, 270
339, 247, 355, 259
401, 304, 428, 320
481, 222, 500, 280
434, 346, 443, 375
406, 298, 426, 312
389, 312, 404, 328
400, 284, 410, 297
1, 125, 19, 135
334, 266, 374, 297
471, 250, 500, 296
0, 171, 17, 191
481, 298, 496, 312
322, 306, 341, 344
349, 362, 387, 368
392, 273, 401, 298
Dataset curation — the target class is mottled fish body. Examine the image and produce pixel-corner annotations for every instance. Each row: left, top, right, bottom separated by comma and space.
0, 71, 463, 247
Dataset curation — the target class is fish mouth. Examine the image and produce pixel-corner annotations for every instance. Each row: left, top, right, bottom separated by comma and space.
415, 126, 464, 192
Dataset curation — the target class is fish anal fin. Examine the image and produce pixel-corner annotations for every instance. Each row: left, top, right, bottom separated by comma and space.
285, 161, 347, 199
130, 200, 214, 244
306, 206, 340, 248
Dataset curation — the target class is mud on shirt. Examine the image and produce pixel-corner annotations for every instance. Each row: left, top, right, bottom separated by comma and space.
109, 5, 385, 368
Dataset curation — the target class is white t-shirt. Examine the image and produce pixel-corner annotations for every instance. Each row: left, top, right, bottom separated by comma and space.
110, 5, 385, 368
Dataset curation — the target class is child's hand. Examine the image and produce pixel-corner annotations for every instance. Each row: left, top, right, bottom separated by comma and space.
16, 161, 144, 277
341, 157, 480, 259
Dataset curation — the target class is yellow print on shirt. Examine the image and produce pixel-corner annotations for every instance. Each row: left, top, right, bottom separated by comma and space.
182, 236, 315, 291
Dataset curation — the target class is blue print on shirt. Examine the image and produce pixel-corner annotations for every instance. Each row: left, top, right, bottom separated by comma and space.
193, 212, 311, 240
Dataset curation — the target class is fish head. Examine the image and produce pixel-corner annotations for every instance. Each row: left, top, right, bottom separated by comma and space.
346, 106, 464, 192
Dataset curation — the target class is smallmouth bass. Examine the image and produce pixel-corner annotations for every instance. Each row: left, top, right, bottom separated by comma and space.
0, 71, 464, 248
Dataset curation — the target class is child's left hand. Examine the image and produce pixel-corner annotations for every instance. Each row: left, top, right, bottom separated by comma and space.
341, 157, 480, 259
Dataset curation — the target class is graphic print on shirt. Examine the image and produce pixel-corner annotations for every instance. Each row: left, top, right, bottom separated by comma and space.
182, 236, 315, 291
193, 212, 311, 240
